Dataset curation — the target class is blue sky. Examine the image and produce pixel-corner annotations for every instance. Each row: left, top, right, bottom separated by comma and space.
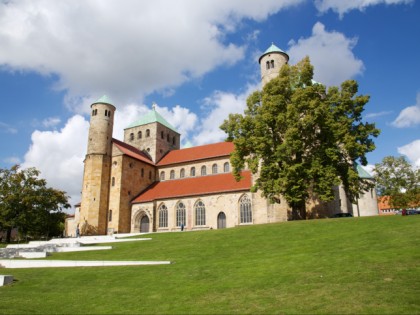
0, 0, 419, 206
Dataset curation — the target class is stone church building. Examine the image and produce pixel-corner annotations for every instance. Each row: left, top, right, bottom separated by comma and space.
70, 44, 378, 236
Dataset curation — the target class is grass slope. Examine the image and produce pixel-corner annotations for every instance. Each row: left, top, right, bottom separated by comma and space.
1, 215, 419, 314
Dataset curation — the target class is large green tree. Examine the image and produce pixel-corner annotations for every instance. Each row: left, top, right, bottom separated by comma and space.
221, 57, 380, 219
374, 156, 420, 209
0, 165, 70, 242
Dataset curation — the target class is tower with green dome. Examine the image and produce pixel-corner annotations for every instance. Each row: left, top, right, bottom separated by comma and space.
79, 95, 116, 235
259, 43, 289, 87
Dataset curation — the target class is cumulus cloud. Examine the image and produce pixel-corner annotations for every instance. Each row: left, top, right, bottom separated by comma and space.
398, 140, 420, 167
42, 117, 61, 128
0, 0, 303, 111
392, 93, 420, 128
287, 22, 364, 87
315, 0, 414, 18
22, 115, 90, 207
192, 83, 259, 145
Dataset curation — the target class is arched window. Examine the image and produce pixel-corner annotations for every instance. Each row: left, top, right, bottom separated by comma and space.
172, 136, 176, 145
180, 168, 185, 178
212, 163, 218, 174
190, 167, 196, 177
158, 204, 168, 228
170, 170, 175, 179
224, 162, 230, 173
266, 60, 270, 69
108, 210, 112, 222
167, 134, 170, 142
129, 133, 134, 141
105, 109, 108, 116
160, 171, 165, 181
161, 131, 164, 139
141, 168, 144, 177
240, 194, 252, 224
270, 60, 274, 68
138, 131, 142, 139
146, 129, 150, 137
111, 177, 115, 186
108, 110, 111, 117
201, 166, 207, 176
195, 201, 206, 226
176, 202, 186, 227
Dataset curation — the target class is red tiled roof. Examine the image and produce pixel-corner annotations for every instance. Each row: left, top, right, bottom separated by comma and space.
132, 171, 251, 203
157, 141, 234, 166
112, 138, 154, 165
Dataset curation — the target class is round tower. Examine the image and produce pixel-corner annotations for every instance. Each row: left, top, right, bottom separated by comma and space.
79, 95, 116, 235
259, 43, 289, 87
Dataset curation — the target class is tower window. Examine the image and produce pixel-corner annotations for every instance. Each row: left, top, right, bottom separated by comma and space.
141, 168, 144, 177
130, 133, 134, 141
111, 177, 115, 186
138, 131, 142, 139
108, 210, 112, 222
266, 61, 270, 69
146, 129, 150, 137
161, 131, 164, 139
105, 109, 108, 116
271, 60, 274, 68
172, 136, 176, 145
149, 171, 152, 180
167, 134, 170, 142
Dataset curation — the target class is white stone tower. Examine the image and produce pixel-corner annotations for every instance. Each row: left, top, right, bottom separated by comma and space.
259, 43, 289, 87
79, 95, 116, 235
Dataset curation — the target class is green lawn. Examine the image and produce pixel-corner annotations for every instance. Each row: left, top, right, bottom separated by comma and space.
1, 215, 419, 314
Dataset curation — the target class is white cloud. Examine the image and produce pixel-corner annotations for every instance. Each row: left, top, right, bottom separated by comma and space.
398, 139, 420, 167
392, 93, 420, 128
22, 115, 89, 208
192, 83, 259, 145
287, 22, 364, 87
364, 111, 393, 119
315, 0, 414, 18
0, 0, 303, 111
42, 117, 61, 128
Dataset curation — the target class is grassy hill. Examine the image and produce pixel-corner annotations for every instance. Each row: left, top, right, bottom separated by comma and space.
1, 215, 419, 314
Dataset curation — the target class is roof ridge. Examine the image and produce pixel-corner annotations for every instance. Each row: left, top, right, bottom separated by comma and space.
112, 138, 154, 164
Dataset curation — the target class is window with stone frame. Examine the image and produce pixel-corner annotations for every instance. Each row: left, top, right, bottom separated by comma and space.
146, 129, 150, 137
129, 133, 134, 141
138, 131, 142, 139
158, 204, 168, 228
160, 171, 165, 181
240, 194, 252, 224
176, 202, 186, 227
170, 170, 175, 179
190, 167, 196, 177
224, 162, 230, 173
195, 200, 206, 226
201, 165, 207, 176
212, 163, 218, 174
180, 168, 185, 178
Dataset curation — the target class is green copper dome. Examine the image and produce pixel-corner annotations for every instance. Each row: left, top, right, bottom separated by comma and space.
125, 105, 178, 133
258, 43, 289, 64
355, 163, 374, 179
92, 95, 114, 106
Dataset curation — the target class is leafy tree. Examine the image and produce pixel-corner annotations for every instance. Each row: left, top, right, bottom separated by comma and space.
0, 165, 70, 242
374, 156, 420, 209
221, 57, 380, 219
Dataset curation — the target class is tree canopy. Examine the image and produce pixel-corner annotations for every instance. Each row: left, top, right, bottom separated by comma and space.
221, 57, 380, 219
0, 165, 70, 242
374, 156, 420, 209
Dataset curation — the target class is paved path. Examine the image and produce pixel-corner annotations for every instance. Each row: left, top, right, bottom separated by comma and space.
0, 260, 171, 268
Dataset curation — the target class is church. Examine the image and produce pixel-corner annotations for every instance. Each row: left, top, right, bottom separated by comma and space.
68, 44, 378, 236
